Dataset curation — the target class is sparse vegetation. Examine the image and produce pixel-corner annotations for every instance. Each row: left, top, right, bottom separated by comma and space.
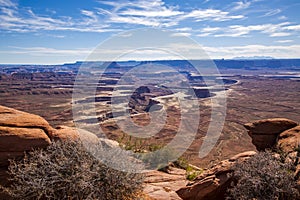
1, 140, 144, 200
173, 156, 189, 170
226, 151, 299, 200
118, 135, 176, 169
118, 134, 164, 153
173, 156, 203, 181
186, 169, 203, 181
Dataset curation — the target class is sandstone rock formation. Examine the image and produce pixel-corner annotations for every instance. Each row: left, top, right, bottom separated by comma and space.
176, 151, 256, 200
173, 118, 299, 200
277, 125, 300, 153
0, 105, 53, 167
276, 125, 300, 192
0, 105, 119, 167
1, 106, 300, 200
144, 166, 188, 200
244, 118, 298, 150
0, 105, 119, 198
53, 125, 119, 148
128, 86, 163, 114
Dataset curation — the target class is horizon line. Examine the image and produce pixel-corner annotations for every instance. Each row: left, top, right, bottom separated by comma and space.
1, 57, 300, 66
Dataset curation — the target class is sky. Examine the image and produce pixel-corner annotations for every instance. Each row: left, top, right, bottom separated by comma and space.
0, 0, 300, 64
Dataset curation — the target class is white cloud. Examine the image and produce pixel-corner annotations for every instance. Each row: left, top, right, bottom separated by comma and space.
278, 16, 287, 20
270, 32, 291, 37
119, 8, 183, 17
175, 27, 192, 32
284, 25, 300, 31
203, 44, 300, 59
262, 9, 281, 17
232, 1, 251, 11
197, 26, 221, 37
109, 16, 161, 26
98, 0, 245, 28
6, 46, 92, 56
0, 0, 248, 33
99, 0, 182, 27
182, 9, 244, 22
81, 10, 98, 24
0, 0, 16, 7
0, 2, 118, 33
275, 40, 293, 43
200, 22, 299, 37
171, 32, 191, 37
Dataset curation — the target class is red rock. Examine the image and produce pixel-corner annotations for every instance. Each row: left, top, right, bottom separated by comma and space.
244, 118, 298, 150
0, 106, 53, 167
176, 151, 256, 200
0, 105, 55, 138
52, 126, 80, 141
277, 125, 300, 153
144, 166, 188, 200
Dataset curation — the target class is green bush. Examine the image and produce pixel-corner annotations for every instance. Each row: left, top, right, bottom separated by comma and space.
1, 140, 144, 200
226, 151, 299, 200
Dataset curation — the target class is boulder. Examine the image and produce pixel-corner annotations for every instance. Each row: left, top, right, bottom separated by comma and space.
277, 125, 300, 153
244, 118, 298, 150
52, 125, 80, 141
176, 151, 256, 200
0, 106, 53, 167
53, 125, 119, 148
0, 105, 55, 138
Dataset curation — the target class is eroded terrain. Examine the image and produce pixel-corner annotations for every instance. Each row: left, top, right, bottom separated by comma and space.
1, 61, 299, 167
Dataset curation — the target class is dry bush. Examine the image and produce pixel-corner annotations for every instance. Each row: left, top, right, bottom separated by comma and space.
226, 151, 299, 200
1, 140, 144, 200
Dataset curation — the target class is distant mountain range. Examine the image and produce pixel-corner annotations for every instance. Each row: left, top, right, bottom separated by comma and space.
0, 59, 299, 74
232, 56, 275, 60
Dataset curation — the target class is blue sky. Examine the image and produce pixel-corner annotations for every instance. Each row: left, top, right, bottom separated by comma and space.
0, 0, 299, 64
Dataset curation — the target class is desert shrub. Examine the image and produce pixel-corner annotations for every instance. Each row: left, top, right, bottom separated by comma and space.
226, 151, 299, 200
1, 140, 144, 200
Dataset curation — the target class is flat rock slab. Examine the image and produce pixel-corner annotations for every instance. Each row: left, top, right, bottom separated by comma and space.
144, 167, 188, 200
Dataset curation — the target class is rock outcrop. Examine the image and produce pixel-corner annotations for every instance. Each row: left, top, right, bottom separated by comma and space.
244, 118, 298, 150
53, 125, 119, 148
176, 151, 256, 200
144, 166, 188, 200
0, 105, 119, 198
0, 105, 119, 167
276, 125, 300, 192
277, 125, 300, 153
0, 105, 54, 167
174, 118, 300, 200
128, 86, 163, 114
